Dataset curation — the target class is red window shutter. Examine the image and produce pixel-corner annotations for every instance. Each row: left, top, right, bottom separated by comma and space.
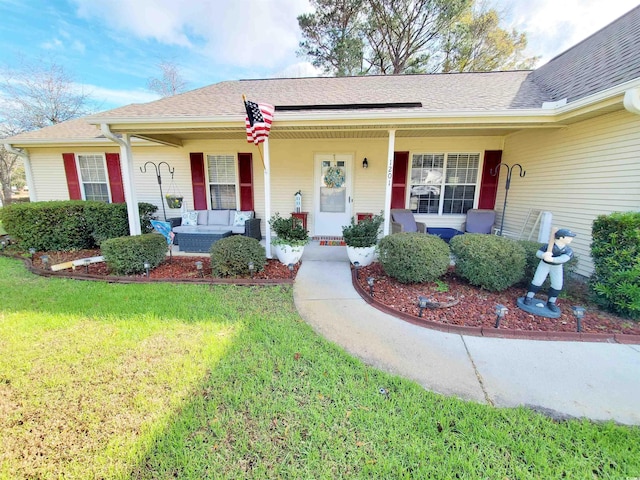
390, 151, 409, 208
478, 150, 502, 210
190, 152, 208, 210
62, 153, 82, 200
105, 153, 125, 203
238, 153, 254, 211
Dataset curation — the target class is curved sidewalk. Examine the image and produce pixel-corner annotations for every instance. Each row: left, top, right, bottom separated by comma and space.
293, 251, 640, 426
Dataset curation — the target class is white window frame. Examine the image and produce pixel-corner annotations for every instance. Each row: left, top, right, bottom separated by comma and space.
409, 152, 480, 215
206, 153, 238, 210
76, 153, 111, 202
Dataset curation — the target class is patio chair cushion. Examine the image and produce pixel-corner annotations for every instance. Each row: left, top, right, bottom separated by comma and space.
391, 210, 418, 232
233, 210, 254, 226
465, 209, 496, 234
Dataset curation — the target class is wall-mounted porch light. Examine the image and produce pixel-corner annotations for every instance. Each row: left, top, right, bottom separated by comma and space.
362, 158, 369, 169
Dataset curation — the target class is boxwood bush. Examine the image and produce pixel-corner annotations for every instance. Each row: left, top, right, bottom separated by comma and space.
0, 201, 157, 251
210, 235, 266, 277
450, 234, 526, 291
101, 233, 168, 275
377, 232, 450, 284
589, 211, 640, 319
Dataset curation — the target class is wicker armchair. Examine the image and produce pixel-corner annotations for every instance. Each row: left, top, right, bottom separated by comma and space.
390, 209, 427, 234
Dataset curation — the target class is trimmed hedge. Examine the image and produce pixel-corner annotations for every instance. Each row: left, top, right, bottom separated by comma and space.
210, 235, 266, 277
378, 233, 450, 284
101, 233, 168, 275
0, 201, 157, 251
450, 234, 526, 292
589, 211, 640, 319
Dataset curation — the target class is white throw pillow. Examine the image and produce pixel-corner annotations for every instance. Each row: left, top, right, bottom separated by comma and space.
233, 211, 253, 226
181, 211, 198, 226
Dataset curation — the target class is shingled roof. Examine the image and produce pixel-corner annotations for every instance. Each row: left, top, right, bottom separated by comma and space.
94, 70, 545, 121
530, 4, 640, 103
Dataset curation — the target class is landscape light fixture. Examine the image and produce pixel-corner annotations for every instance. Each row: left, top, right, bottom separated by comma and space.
353, 261, 360, 279
418, 296, 430, 317
288, 263, 295, 278
83, 258, 91, 274
195, 261, 204, 278
367, 276, 375, 297
41, 254, 49, 270
494, 304, 508, 328
144, 261, 151, 278
362, 157, 369, 169
29, 247, 36, 259
572, 306, 586, 332
248, 261, 255, 278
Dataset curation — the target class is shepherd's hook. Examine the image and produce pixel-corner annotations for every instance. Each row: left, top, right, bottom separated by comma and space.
140, 161, 175, 220
490, 163, 525, 236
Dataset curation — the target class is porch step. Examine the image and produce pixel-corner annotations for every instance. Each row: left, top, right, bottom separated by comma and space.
312, 236, 346, 246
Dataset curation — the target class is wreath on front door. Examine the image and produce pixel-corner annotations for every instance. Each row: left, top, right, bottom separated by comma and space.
324, 166, 345, 188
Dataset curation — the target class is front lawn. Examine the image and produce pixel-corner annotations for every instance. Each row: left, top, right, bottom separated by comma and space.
0, 256, 639, 479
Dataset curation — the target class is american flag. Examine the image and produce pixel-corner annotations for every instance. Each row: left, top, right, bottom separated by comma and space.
244, 100, 275, 144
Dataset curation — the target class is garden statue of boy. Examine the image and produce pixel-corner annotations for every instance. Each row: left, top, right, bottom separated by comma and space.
518, 227, 576, 316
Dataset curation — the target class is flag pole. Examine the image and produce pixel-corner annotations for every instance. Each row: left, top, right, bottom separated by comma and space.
243, 94, 266, 169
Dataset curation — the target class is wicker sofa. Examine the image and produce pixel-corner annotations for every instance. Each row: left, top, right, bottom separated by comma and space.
168, 209, 262, 250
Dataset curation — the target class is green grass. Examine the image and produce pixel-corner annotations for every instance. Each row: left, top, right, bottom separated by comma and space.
0, 256, 639, 479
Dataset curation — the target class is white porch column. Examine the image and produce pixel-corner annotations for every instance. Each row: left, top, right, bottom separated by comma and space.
120, 134, 141, 235
100, 125, 141, 236
4, 144, 37, 202
383, 129, 396, 236
263, 137, 272, 258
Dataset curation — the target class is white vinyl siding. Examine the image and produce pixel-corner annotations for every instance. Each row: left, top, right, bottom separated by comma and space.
77, 154, 110, 202
502, 110, 640, 277
207, 154, 237, 209
410, 153, 479, 215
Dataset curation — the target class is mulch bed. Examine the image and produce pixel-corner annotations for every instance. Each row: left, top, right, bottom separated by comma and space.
21, 249, 640, 337
355, 263, 640, 336
28, 249, 298, 281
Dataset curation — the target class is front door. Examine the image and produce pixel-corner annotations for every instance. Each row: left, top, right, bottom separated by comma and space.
314, 154, 352, 236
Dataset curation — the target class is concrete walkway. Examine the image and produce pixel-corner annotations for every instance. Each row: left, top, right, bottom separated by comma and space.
293, 244, 640, 426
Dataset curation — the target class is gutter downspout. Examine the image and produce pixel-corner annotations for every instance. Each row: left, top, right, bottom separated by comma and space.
624, 88, 640, 115
4, 144, 37, 202
100, 125, 142, 236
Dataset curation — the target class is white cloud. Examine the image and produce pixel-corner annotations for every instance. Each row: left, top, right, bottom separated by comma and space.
493, 0, 640, 64
78, 84, 160, 111
41, 38, 64, 50
70, 0, 312, 69
271, 61, 322, 78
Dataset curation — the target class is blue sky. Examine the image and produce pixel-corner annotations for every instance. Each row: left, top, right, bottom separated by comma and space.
1, 0, 639, 111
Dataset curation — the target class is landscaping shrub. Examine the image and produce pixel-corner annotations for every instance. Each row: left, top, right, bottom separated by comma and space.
0, 201, 91, 251
342, 212, 384, 247
210, 235, 266, 277
589, 211, 640, 319
377, 232, 450, 284
518, 239, 579, 292
450, 234, 526, 291
0, 201, 158, 250
101, 233, 167, 275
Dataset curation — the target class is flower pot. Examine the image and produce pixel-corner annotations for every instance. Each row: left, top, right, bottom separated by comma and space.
166, 196, 183, 209
346, 245, 377, 267
273, 243, 305, 265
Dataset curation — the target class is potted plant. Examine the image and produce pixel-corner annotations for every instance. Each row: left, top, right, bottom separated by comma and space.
165, 194, 183, 209
269, 213, 310, 265
342, 212, 384, 267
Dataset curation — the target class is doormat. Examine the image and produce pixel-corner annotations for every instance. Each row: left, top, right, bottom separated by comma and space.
313, 236, 346, 246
